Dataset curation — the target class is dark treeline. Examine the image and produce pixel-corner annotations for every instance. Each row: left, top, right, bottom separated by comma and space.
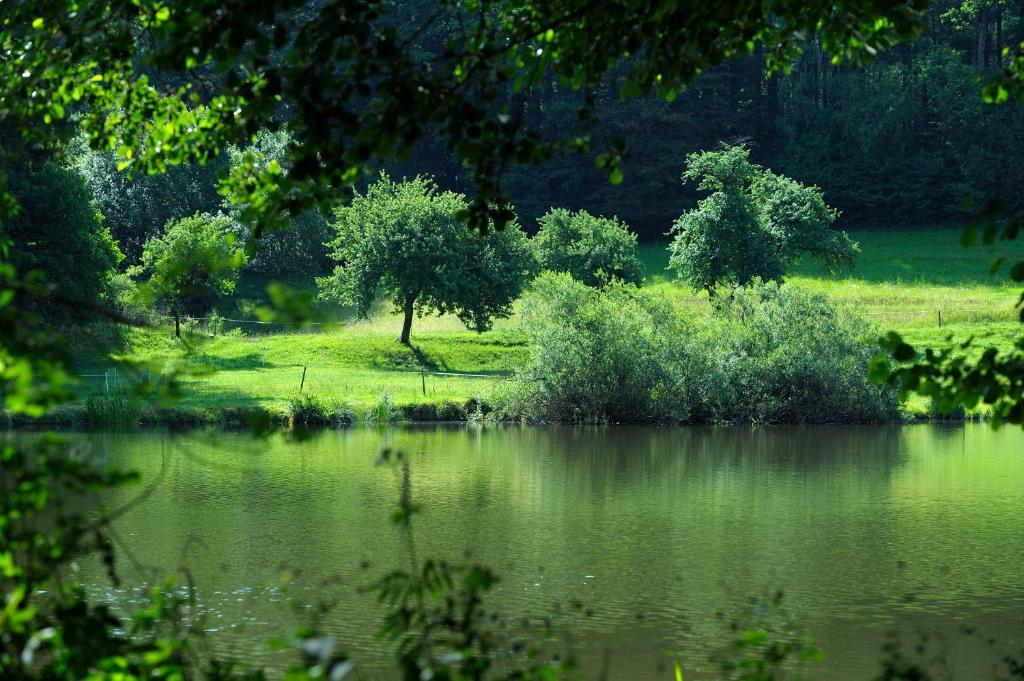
405, 0, 1024, 239
12, 0, 1024, 280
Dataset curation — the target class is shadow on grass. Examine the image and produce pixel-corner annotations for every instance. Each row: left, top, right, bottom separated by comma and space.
187, 352, 275, 371
409, 343, 442, 371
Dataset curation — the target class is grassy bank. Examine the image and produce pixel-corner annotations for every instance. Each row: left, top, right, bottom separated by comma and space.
62, 228, 1023, 424
642, 230, 1024, 352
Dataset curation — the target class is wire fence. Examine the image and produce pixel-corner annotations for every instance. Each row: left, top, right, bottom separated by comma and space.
77, 301, 1019, 406
152, 306, 1020, 335
75, 364, 511, 402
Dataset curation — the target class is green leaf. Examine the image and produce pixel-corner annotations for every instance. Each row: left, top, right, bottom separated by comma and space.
959, 225, 977, 247
867, 356, 891, 384
892, 343, 917, 362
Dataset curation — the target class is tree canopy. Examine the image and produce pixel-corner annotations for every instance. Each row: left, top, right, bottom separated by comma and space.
5, 162, 122, 319
139, 213, 243, 336
0, 0, 928, 238
318, 175, 535, 345
668, 145, 857, 293
533, 208, 643, 287
222, 129, 332, 277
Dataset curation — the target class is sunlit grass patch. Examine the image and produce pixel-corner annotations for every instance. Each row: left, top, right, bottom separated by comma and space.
71, 228, 1024, 420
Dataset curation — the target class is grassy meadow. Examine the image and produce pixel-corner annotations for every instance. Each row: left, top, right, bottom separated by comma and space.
71, 228, 1024, 420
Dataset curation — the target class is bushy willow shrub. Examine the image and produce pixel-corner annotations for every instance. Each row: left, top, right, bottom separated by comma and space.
497, 274, 899, 424
496, 272, 709, 423
707, 281, 900, 424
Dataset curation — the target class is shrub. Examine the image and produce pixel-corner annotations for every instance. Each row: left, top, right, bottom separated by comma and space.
499, 274, 899, 424
533, 208, 643, 287
334, 401, 357, 426
438, 401, 467, 421
6, 163, 123, 320
366, 391, 402, 423
286, 393, 355, 428
706, 281, 900, 424
496, 272, 706, 423
402, 404, 438, 421
107, 270, 151, 324
223, 129, 333, 277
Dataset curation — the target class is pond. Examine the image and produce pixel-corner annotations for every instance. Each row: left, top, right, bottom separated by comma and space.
69, 424, 1024, 679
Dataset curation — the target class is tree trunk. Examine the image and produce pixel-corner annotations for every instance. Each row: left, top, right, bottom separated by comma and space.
996, 3, 1003, 68
174, 312, 181, 338
977, 5, 990, 68
399, 293, 416, 345
814, 35, 825, 109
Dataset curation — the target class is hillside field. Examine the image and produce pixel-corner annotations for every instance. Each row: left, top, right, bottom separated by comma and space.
73, 228, 1024, 419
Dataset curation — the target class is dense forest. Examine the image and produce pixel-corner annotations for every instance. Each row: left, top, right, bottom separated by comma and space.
7, 0, 1021, 278
467, 0, 1024, 237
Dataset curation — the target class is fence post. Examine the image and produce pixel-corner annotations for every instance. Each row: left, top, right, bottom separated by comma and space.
299, 366, 307, 393
421, 369, 426, 396
938, 310, 942, 328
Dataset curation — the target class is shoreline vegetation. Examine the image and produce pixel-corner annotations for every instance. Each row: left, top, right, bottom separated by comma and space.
12, 228, 1020, 430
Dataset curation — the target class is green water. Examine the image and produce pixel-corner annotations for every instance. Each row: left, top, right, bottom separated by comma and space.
73, 424, 1024, 679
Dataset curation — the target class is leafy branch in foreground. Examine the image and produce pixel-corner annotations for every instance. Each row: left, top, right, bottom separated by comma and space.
1, 1, 929, 234
371, 448, 571, 680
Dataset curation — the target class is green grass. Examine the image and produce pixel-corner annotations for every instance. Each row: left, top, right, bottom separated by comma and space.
72, 326, 524, 413
71, 228, 1024, 420
643, 229, 1024, 348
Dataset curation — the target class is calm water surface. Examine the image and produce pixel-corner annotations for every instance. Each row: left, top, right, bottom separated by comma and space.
72, 424, 1024, 679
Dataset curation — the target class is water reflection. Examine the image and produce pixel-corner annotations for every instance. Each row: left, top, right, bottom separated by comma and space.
71, 424, 1024, 680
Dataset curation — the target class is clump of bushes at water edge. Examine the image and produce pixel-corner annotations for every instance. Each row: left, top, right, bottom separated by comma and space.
84, 393, 145, 429
286, 392, 357, 427
493, 272, 899, 424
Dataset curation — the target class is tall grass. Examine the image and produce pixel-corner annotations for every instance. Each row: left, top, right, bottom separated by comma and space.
366, 390, 401, 423
84, 394, 144, 429
286, 392, 356, 428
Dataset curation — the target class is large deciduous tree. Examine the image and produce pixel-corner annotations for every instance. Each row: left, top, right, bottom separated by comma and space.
668, 145, 857, 294
140, 213, 242, 337
5, 162, 122, 319
318, 175, 535, 345
222, 129, 332, 277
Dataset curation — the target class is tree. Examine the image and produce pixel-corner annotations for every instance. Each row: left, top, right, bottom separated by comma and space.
222, 129, 332, 277
0, 2, 929, 241
318, 175, 535, 345
533, 208, 644, 286
6, 162, 122, 319
668, 145, 857, 294
68, 136, 225, 262
139, 213, 242, 337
